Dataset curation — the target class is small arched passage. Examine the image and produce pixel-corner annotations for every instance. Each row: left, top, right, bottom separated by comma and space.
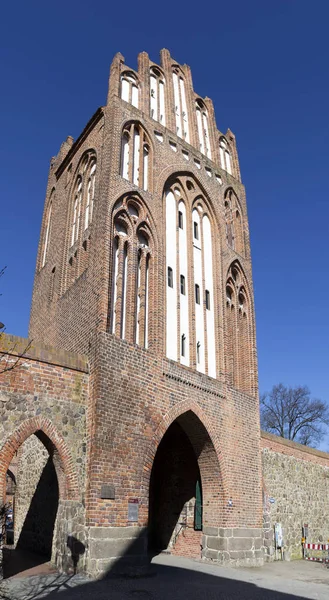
147, 409, 223, 555
14, 433, 59, 558
0, 418, 79, 576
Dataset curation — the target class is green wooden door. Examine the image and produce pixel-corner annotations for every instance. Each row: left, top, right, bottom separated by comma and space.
194, 480, 202, 530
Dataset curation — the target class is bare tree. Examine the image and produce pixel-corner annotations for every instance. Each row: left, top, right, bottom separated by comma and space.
260, 383, 329, 447
0, 266, 32, 376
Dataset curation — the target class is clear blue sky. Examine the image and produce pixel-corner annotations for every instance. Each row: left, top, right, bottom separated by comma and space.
1, 1, 328, 424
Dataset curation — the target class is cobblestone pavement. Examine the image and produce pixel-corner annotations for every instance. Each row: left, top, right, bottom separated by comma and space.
1, 554, 329, 600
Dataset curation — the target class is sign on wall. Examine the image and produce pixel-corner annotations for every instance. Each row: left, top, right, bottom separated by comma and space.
128, 499, 139, 522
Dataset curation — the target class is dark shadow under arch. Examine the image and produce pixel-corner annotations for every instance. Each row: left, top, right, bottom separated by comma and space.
16, 451, 59, 559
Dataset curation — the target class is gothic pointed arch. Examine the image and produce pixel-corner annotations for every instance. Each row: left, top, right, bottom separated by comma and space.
0, 417, 79, 502
141, 402, 225, 537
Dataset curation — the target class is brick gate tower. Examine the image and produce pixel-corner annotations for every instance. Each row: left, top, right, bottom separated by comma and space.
28, 49, 263, 575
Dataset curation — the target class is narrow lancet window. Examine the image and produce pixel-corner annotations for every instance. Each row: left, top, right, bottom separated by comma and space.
205, 290, 210, 310
181, 333, 186, 357
85, 162, 96, 230
121, 72, 139, 108
121, 133, 130, 180
150, 68, 166, 125
143, 145, 149, 191
180, 275, 186, 295
42, 201, 52, 267
120, 123, 151, 191
168, 266, 173, 288
172, 69, 189, 142
196, 100, 211, 158
71, 178, 82, 247
219, 138, 232, 175
197, 341, 201, 364
121, 243, 128, 339
195, 284, 200, 304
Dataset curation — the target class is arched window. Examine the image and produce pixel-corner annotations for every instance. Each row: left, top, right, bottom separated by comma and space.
219, 137, 232, 175
225, 262, 252, 393
196, 100, 211, 158
143, 144, 149, 191
120, 71, 139, 108
120, 123, 151, 191
224, 189, 245, 256
49, 266, 56, 303
41, 194, 53, 267
150, 67, 166, 125
109, 195, 154, 349
172, 68, 189, 142
84, 161, 96, 230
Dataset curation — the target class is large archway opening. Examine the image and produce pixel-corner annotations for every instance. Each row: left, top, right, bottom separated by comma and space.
148, 410, 223, 558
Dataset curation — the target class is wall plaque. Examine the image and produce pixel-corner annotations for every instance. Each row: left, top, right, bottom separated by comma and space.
100, 484, 115, 499
128, 498, 139, 522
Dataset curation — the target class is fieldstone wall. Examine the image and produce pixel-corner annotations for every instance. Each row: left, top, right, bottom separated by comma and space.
262, 432, 329, 561
53, 500, 86, 572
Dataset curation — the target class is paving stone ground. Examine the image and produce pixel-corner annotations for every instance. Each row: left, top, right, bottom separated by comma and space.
1, 554, 329, 600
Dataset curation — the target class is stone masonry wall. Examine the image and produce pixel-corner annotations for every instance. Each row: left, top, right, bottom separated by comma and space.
262, 432, 329, 561
0, 335, 88, 572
